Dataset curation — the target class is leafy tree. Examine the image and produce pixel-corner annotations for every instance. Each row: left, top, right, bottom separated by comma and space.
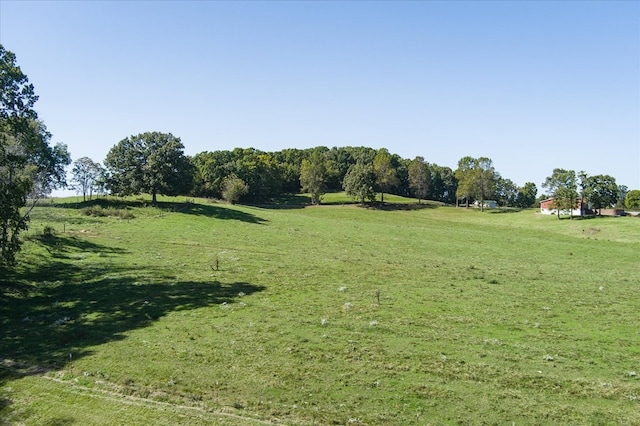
455, 156, 476, 207
543, 168, 578, 219
585, 174, 618, 214
343, 162, 376, 204
495, 176, 518, 207
616, 185, 628, 209
473, 157, 497, 211
430, 164, 457, 204
0, 44, 70, 266
1, 45, 71, 265
104, 132, 193, 203
578, 171, 589, 216
221, 174, 248, 204
70, 156, 103, 201
300, 149, 328, 204
625, 189, 640, 210
515, 182, 537, 208
190, 150, 235, 198
408, 156, 430, 203
373, 148, 399, 203
455, 156, 496, 210
233, 148, 284, 202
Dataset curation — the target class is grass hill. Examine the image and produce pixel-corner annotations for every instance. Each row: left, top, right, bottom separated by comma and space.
1, 195, 639, 425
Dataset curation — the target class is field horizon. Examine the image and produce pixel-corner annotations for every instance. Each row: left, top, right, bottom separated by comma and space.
1, 194, 639, 425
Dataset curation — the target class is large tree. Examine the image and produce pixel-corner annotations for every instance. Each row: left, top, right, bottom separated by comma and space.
585, 174, 618, 214
342, 161, 376, 205
408, 156, 430, 203
104, 131, 193, 203
543, 168, 578, 219
1, 44, 70, 265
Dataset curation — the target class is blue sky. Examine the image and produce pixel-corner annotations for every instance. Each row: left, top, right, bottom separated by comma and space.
1, 0, 638, 195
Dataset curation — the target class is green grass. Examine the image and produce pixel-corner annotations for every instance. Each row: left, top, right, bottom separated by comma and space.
1, 196, 639, 424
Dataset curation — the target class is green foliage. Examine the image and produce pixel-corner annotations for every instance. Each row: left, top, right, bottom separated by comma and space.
543, 168, 578, 219
515, 181, 538, 208
0, 44, 71, 266
81, 205, 134, 219
221, 175, 248, 204
299, 149, 328, 204
373, 148, 399, 202
342, 161, 376, 204
585, 174, 619, 211
455, 156, 496, 209
104, 132, 193, 203
70, 157, 104, 201
625, 189, 640, 210
408, 156, 430, 202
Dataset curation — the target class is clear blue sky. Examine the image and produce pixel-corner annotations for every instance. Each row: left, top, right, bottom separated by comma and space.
1, 0, 638, 195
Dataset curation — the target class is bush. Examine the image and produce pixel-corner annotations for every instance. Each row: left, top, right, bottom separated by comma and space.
42, 225, 56, 238
82, 205, 134, 219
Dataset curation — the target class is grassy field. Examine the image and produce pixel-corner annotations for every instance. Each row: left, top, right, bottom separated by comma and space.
1, 195, 639, 425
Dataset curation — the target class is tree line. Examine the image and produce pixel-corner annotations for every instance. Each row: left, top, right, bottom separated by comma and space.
2, 43, 638, 266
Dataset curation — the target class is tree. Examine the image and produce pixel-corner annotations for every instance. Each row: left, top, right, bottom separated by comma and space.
104, 132, 193, 203
300, 149, 328, 205
70, 156, 102, 201
430, 164, 457, 204
408, 156, 430, 203
578, 171, 589, 217
585, 174, 618, 214
625, 190, 640, 210
616, 185, 628, 209
373, 148, 399, 203
515, 182, 537, 208
543, 168, 578, 219
455, 156, 496, 211
342, 162, 376, 205
1, 45, 71, 265
455, 156, 476, 207
495, 176, 518, 207
221, 174, 248, 204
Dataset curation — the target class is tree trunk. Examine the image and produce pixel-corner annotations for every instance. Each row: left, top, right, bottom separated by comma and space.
152, 191, 157, 204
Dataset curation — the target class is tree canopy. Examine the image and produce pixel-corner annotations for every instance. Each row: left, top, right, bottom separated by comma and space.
543, 168, 578, 219
343, 161, 376, 204
104, 132, 193, 203
0, 44, 70, 265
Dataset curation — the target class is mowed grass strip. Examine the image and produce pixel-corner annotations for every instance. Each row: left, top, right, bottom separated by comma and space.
1, 196, 639, 425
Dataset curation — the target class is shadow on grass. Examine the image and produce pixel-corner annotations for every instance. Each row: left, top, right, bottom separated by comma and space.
48, 198, 267, 224
0, 260, 265, 384
30, 233, 129, 260
247, 194, 310, 210
362, 202, 441, 211
486, 208, 523, 214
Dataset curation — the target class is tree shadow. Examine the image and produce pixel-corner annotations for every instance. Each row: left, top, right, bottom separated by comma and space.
247, 194, 310, 210
487, 208, 523, 214
47, 198, 267, 224
0, 260, 265, 381
29, 233, 129, 260
362, 202, 441, 211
